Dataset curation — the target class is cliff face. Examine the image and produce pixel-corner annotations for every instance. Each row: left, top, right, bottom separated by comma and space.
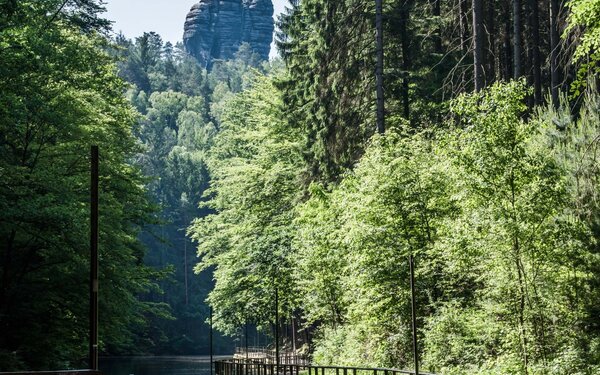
183, 0, 274, 68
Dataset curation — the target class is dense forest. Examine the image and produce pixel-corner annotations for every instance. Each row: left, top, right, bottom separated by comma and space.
193, 0, 600, 374
1, 0, 600, 374
0, 0, 164, 370
112, 32, 269, 356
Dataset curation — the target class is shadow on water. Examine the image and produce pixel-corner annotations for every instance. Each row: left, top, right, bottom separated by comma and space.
100, 356, 224, 375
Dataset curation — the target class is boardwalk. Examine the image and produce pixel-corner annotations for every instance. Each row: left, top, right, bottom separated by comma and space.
215, 359, 436, 375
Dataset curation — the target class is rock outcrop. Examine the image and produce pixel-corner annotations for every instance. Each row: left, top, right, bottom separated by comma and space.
183, 0, 274, 68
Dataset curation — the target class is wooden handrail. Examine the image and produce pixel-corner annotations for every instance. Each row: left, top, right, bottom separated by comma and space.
215, 359, 436, 375
0, 371, 102, 375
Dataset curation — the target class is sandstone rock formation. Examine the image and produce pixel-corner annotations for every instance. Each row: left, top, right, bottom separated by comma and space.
183, 0, 274, 68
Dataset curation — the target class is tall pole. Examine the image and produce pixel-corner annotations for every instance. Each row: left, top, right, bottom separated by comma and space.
275, 286, 280, 370
375, 0, 385, 134
90, 145, 99, 371
409, 254, 419, 375
210, 307, 214, 375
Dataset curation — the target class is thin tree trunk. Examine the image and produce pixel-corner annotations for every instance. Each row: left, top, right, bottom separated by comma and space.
502, 0, 513, 81
486, 0, 496, 83
291, 316, 297, 352
473, 0, 484, 91
375, 0, 385, 133
529, 0, 542, 104
400, 1, 411, 119
459, 0, 469, 55
513, 0, 522, 78
511, 173, 528, 374
459, 0, 469, 90
550, 0, 561, 107
184, 237, 189, 305
432, 0, 442, 53
516, 253, 529, 374
0, 230, 17, 319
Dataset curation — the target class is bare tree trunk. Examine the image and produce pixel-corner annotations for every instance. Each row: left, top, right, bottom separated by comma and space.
486, 0, 496, 84
432, 0, 442, 53
459, 0, 469, 55
502, 0, 513, 81
375, 0, 385, 133
513, 0, 522, 78
529, 0, 541, 104
291, 316, 297, 352
473, 0, 484, 91
459, 0, 469, 90
184, 237, 189, 305
399, 1, 411, 120
549, 0, 561, 107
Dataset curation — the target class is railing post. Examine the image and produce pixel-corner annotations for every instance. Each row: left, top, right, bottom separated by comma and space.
245, 320, 249, 375
275, 286, 280, 373
89, 145, 99, 371
409, 254, 419, 375
210, 307, 214, 375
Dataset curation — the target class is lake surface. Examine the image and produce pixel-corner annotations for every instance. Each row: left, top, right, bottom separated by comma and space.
100, 356, 225, 375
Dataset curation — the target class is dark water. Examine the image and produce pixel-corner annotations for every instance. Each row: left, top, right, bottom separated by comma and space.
100, 356, 219, 375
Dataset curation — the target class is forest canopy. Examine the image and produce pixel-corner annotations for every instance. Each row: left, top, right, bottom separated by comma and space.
1, 0, 600, 374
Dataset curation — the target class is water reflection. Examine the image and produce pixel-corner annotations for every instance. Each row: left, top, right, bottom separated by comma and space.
100, 356, 220, 375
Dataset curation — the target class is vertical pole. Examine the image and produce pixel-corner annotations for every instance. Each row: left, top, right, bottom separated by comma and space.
210, 307, 214, 375
90, 145, 99, 371
275, 287, 280, 372
409, 255, 418, 375
375, 0, 385, 134
245, 318, 249, 375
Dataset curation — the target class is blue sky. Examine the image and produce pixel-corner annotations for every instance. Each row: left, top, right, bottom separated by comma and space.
102, 0, 290, 58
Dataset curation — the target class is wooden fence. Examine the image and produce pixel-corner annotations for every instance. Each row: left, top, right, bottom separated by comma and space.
234, 347, 309, 365
0, 371, 102, 375
215, 359, 435, 375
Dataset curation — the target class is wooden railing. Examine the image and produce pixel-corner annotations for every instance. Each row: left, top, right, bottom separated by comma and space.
215, 359, 435, 375
0, 371, 102, 375
234, 347, 309, 365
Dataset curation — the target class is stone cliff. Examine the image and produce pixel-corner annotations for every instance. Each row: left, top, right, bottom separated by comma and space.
183, 0, 274, 68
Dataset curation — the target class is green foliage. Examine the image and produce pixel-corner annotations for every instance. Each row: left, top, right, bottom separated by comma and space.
116, 35, 272, 353
295, 126, 455, 368
565, 0, 600, 94
276, 0, 464, 183
0, 0, 161, 369
286, 82, 600, 373
190, 74, 303, 334
421, 82, 593, 374
6, 0, 598, 370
